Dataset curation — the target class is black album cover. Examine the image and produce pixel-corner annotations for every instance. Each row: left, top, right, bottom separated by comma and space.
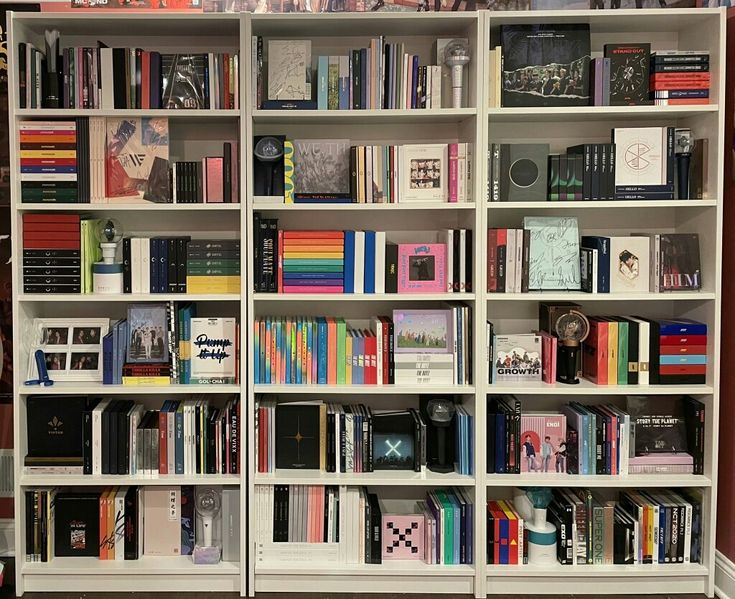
659, 233, 701, 291
161, 54, 207, 109
500, 24, 591, 107
604, 43, 652, 106
54, 492, 101, 557
26, 395, 89, 459
625, 395, 688, 455
499, 143, 550, 202
372, 410, 415, 470
275, 404, 320, 469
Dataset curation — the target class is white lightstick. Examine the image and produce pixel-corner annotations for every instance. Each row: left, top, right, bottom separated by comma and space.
444, 39, 471, 109
196, 487, 221, 547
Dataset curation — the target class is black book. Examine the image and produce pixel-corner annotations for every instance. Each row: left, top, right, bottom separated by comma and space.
54, 492, 101, 557
107, 400, 122, 475
452, 230, 461, 292
659, 233, 701, 292
26, 394, 88, 460
122, 238, 132, 293
486, 412, 496, 474
364, 488, 372, 563
177, 237, 189, 293
372, 409, 418, 471
124, 486, 139, 560
19, 43, 27, 109
112, 48, 128, 109
501, 24, 591, 107
268, 219, 278, 292
385, 242, 398, 294
626, 395, 688, 456
149, 51, 162, 109
135, 48, 143, 109
223, 142, 232, 203
82, 398, 101, 475
465, 229, 473, 293
352, 49, 361, 110
385, 317, 395, 385
547, 154, 560, 200
683, 396, 705, 475
117, 400, 134, 474
276, 404, 321, 469
620, 317, 640, 385
208, 408, 218, 474
161, 54, 207, 109
604, 43, 652, 106
613, 505, 636, 564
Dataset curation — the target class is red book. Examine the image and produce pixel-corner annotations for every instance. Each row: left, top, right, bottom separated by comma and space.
656, 98, 709, 105
23, 240, 80, 249
650, 80, 710, 90
496, 229, 507, 292
488, 229, 498, 292
650, 72, 711, 81
660, 344, 707, 355
583, 318, 608, 384
24, 223, 80, 233
283, 231, 345, 239
24, 232, 80, 242
21, 158, 77, 166
205, 157, 224, 203
142, 51, 150, 110
660, 364, 706, 375
364, 330, 377, 385
159, 409, 168, 475
659, 334, 707, 346
23, 213, 80, 224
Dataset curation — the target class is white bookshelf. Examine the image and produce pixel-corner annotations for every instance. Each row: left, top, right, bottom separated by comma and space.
8, 7, 725, 599
8, 11, 246, 595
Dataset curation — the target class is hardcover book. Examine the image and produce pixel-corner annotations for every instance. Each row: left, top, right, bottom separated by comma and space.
105, 117, 170, 202
382, 513, 425, 560
399, 144, 447, 202
293, 139, 350, 197
659, 233, 701, 291
143, 487, 181, 556
126, 303, 169, 364
397, 243, 446, 293
267, 40, 311, 101
520, 413, 567, 473
499, 143, 550, 202
392, 309, 452, 354
500, 24, 591, 107
275, 403, 321, 469
625, 395, 688, 455
54, 492, 101, 557
604, 43, 652, 106
161, 54, 207, 109
372, 410, 416, 470
26, 395, 89, 460
613, 127, 667, 188
493, 333, 542, 382
608, 236, 650, 294
523, 216, 581, 290
190, 317, 237, 383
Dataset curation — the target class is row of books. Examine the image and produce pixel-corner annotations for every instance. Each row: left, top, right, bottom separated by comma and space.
256, 400, 472, 476
121, 238, 241, 295
253, 222, 473, 295
25, 394, 241, 476
253, 307, 472, 387
486, 223, 702, 295
254, 485, 473, 565
18, 39, 239, 110
548, 488, 702, 565
24, 486, 239, 561
490, 315, 707, 387
104, 303, 238, 386
256, 38, 456, 111
650, 52, 711, 106
170, 143, 240, 203
486, 395, 704, 477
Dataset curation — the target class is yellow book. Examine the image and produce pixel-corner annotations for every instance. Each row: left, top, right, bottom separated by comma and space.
607, 320, 618, 385
186, 276, 241, 294
284, 140, 294, 204
106, 487, 117, 560
345, 333, 353, 385
122, 376, 171, 385
20, 149, 76, 158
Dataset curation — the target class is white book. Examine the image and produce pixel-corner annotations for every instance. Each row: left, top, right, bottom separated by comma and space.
609, 236, 650, 294
374, 231, 386, 294
233, 54, 239, 109
515, 229, 524, 293
114, 487, 128, 561
505, 228, 516, 293
167, 406, 175, 475
371, 317, 384, 385
365, 145, 373, 203
354, 231, 365, 294
613, 127, 667, 187
128, 404, 144, 474
92, 398, 112, 476
268, 40, 311, 101
459, 229, 467, 292
20, 173, 77, 182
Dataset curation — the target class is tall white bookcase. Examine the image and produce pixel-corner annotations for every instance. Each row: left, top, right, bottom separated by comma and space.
8, 7, 725, 598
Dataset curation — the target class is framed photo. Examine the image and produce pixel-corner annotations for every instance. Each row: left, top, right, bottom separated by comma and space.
28, 318, 109, 382
397, 243, 446, 293
391, 309, 452, 354
400, 144, 447, 202
126, 303, 169, 364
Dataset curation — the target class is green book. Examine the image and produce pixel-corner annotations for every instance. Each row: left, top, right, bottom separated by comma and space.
328, 56, 339, 111
433, 490, 454, 564
336, 318, 346, 385
617, 320, 629, 385
186, 267, 241, 276
283, 264, 343, 273
80, 218, 101, 294
187, 259, 240, 269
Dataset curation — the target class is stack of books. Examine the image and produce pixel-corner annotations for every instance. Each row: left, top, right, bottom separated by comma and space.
657, 318, 707, 384
651, 51, 710, 106
186, 240, 241, 294
171, 142, 239, 203
281, 231, 345, 293
22, 213, 81, 294
20, 120, 82, 204
122, 237, 191, 294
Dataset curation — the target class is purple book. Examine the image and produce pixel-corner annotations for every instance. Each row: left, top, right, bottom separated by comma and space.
411, 55, 419, 109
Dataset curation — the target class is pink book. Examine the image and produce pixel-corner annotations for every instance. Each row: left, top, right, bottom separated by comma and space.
205, 157, 224, 203
448, 143, 459, 203
397, 243, 446, 293
382, 514, 425, 560
283, 286, 344, 293
520, 413, 567, 474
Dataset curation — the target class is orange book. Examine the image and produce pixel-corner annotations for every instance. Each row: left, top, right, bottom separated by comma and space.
282, 245, 345, 253
327, 317, 337, 384
99, 489, 109, 560
283, 231, 344, 239
283, 252, 343, 259
107, 488, 117, 560
142, 51, 150, 110
20, 134, 76, 143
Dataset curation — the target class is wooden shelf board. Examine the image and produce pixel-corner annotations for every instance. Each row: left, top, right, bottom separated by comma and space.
488, 380, 714, 395
485, 473, 712, 488
255, 470, 474, 486
254, 384, 474, 395
254, 293, 475, 302
487, 292, 715, 302
20, 474, 240, 487
19, 293, 240, 302
18, 383, 241, 395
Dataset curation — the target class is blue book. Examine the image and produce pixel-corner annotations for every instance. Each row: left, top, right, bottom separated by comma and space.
318, 56, 329, 110
465, 494, 474, 565
117, 320, 128, 385
411, 55, 418, 108
660, 354, 707, 365
338, 56, 349, 110
175, 404, 184, 474
364, 230, 375, 293
317, 317, 328, 384
343, 230, 355, 293
494, 411, 506, 474
150, 238, 159, 293
111, 321, 119, 385
581, 236, 610, 293
446, 492, 461, 564
360, 48, 367, 109
658, 318, 707, 336
159, 239, 168, 293
102, 332, 113, 384
498, 509, 509, 564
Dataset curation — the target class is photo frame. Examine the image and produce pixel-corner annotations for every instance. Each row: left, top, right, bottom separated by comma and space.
28, 318, 109, 382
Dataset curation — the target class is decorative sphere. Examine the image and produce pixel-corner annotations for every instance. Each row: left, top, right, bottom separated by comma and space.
95, 218, 124, 244
444, 39, 471, 67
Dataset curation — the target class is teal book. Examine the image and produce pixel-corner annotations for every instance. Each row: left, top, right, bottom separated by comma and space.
318, 56, 329, 110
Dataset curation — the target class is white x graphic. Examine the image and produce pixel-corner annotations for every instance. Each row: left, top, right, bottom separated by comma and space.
385, 439, 402, 457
